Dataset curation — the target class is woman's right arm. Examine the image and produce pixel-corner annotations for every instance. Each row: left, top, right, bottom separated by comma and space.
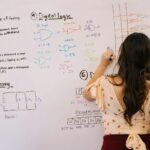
83, 50, 115, 101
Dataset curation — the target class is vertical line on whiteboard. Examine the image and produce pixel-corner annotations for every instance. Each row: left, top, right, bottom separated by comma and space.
118, 3, 123, 42
112, 4, 117, 55
125, 3, 129, 35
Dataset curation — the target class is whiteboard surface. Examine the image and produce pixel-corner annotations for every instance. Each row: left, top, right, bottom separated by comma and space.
0, 0, 150, 150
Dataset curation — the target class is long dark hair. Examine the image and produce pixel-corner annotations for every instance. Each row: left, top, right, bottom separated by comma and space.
115, 32, 150, 125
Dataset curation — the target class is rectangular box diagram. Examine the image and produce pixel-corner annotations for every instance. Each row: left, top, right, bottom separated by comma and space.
2, 91, 37, 111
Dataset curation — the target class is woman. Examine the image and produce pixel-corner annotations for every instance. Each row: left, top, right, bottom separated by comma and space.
83, 32, 150, 150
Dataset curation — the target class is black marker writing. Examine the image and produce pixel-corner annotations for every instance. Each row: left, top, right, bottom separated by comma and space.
31, 12, 73, 21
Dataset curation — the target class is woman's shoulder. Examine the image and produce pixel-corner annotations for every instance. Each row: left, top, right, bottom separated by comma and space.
105, 75, 123, 85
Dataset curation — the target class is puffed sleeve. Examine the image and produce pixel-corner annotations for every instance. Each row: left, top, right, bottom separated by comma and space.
84, 76, 105, 111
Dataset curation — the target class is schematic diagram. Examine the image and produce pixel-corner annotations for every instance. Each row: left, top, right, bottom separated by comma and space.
2, 91, 37, 111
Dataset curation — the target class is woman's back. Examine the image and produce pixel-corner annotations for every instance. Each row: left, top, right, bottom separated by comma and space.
83, 33, 150, 149
85, 75, 150, 149
107, 76, 126, 110
107, 76, 150, 110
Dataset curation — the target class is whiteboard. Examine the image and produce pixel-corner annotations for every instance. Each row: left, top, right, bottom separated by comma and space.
0, 0, 150, 150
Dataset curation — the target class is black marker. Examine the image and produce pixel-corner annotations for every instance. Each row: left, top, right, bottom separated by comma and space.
107, 46, 113, 61
109, 57, 113, 61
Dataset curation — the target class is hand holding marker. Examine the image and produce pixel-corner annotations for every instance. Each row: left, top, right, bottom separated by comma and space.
107, 46, 115, 61
100, 46, 115, 67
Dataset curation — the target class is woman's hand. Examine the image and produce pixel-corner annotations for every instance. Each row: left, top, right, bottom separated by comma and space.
100, 49, 115, 67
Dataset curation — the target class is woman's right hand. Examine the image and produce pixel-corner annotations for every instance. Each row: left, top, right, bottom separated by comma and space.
100, 49, 115, 67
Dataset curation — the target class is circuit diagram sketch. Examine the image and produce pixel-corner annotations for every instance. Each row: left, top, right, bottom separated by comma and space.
2, 91, 37, 111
